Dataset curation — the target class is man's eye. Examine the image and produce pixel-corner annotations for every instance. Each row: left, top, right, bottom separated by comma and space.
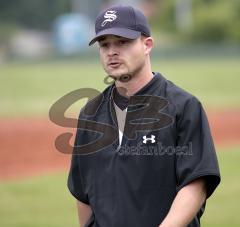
119, 40, 127, 44
100, 43, 108, 48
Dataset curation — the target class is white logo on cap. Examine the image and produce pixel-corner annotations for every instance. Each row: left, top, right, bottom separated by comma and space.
101, 10, 117, 27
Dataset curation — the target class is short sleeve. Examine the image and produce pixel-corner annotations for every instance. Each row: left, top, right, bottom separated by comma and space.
67, 154, 89, 204
67, 110, 89, 204
175, 97, 221, 198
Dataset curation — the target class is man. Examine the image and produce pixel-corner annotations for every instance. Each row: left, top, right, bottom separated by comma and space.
68, 5, 220, 227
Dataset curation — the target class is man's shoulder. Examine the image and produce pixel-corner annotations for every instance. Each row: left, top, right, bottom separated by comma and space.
160, 73, 198, 101
155, 73, 201, 112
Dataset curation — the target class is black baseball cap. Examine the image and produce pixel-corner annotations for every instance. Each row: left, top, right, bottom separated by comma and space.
89, 5, 151, 46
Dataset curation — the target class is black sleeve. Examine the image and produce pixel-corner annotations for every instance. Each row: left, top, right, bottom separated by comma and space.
67, 154, 89, 204
175, 97, 221, 198
67, 111, 89, 204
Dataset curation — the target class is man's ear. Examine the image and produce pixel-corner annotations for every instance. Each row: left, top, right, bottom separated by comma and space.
143, 36, 154, 54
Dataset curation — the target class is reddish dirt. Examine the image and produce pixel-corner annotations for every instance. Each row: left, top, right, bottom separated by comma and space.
207, 110, 240, 147
0, 110, 239, 180
0, 118, 76, 181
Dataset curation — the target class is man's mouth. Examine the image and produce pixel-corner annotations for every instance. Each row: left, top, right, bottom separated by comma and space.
108, 62, 121, 68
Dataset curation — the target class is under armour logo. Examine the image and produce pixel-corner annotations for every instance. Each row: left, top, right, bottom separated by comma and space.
101, 10, 117, 27
143, 135, 156, 144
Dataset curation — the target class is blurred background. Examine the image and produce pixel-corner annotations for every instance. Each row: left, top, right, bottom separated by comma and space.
0, 0, 240, 226
1, 0, 240, 60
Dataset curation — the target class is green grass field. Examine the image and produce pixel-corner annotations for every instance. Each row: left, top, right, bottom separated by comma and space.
0, 57, 240, 116
0, 146, 239, 227
201, 146, 240, 227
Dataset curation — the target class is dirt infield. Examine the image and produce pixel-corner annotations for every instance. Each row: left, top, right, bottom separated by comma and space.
0, 110, 239, 180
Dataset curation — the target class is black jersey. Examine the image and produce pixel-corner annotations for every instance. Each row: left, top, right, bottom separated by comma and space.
68, 73, 220, 227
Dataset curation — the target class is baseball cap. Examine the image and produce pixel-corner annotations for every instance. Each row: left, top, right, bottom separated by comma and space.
89, 5, 151, 46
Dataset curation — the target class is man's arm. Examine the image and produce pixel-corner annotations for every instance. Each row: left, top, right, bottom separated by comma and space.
159, 178, 206, 227
76, 200, 92, 227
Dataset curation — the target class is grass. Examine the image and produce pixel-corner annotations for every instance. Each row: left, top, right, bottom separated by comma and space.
201, 146, 240, 226
0, 57, 240, 117
0, 147, 240, 227
0, 172, 79, 227
0, 61, 106, 117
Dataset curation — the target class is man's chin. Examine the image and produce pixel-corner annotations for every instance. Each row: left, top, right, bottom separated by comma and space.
108, 74, 132, 83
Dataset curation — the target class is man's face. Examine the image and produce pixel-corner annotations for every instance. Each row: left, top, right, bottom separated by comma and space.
98, 35, 147, 80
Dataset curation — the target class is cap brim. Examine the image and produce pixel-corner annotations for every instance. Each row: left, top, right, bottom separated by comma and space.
89, 27, 141, 46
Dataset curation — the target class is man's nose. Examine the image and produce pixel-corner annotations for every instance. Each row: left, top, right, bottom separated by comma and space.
107, 45, 119, 57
